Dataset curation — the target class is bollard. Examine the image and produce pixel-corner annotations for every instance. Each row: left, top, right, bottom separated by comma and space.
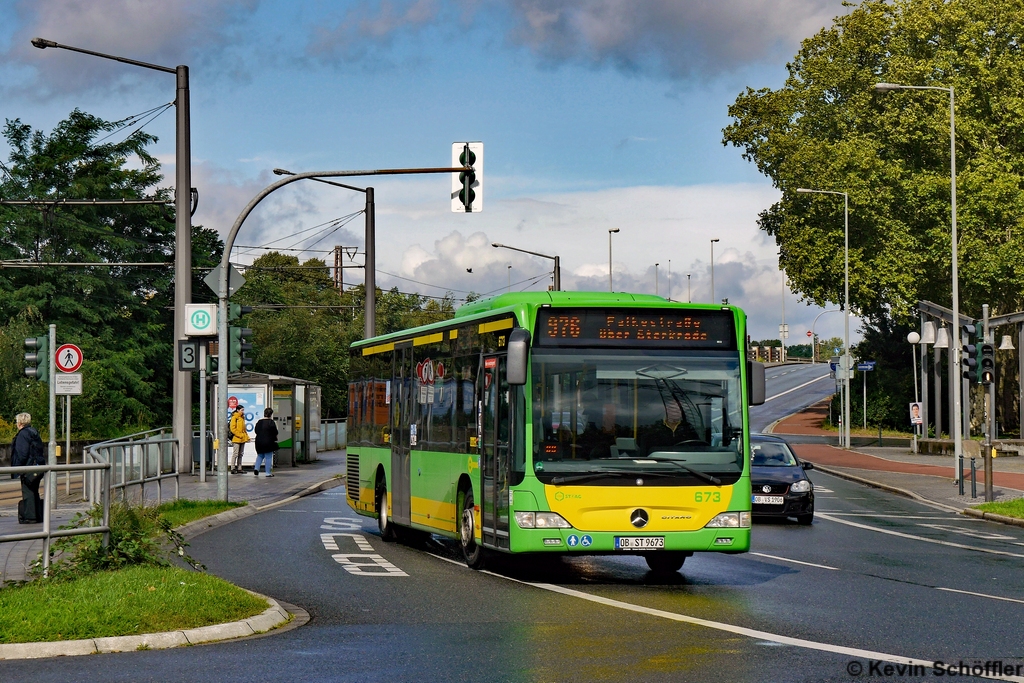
958, 454, 964, 495
970, 457, 977, 498
878, 425, 883, 447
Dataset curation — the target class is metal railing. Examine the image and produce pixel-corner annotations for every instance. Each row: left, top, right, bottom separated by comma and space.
320, 418, 347, 450
85, 428, 179, 506
0, 462, 112, 575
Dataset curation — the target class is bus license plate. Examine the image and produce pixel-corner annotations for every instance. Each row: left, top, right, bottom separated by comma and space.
752, 495, 784, 505
615, 536, 665, 550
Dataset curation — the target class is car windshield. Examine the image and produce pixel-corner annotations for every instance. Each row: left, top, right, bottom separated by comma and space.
531, 349, 744, 485
751, 441, 798, 467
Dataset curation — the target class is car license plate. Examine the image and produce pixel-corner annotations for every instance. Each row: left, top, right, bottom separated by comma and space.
615, 536, 665, 550
752, 495, 784, 505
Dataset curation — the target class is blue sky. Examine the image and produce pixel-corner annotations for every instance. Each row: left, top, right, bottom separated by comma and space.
0, 0, 858, 345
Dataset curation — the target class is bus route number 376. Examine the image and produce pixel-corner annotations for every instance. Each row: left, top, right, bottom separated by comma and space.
695, 491, 721, 503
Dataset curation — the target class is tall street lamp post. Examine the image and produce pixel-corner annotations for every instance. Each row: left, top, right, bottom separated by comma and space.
491, 243, 560, 291
797, 188, 850, 449
874, 82, 961, 473
810, 309, 841, 363
608, 229, 619, 291
32, 37, 194, 470
710, 239, 720, 303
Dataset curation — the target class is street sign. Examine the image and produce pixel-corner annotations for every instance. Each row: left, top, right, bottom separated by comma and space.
185, 304, 218, 336
203, 263, 246, 297
55, 343, 83, 373
857, 361, 877, 371
55, 372, 83, 395
806, 330, 813, 337
178, 339, 200, 372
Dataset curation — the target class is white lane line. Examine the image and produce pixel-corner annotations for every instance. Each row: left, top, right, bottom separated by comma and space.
935, 587, 1024, 605
764, 374, 833, 402
488, 576, 1024, 682
818, 513, 1024, 558
750, 552, 839, 570
918, 523, 1016, 541
425, 554, 1023, 680
819, 513, 953, 520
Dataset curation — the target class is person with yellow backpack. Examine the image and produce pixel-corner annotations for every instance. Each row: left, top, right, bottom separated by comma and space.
229, 404, 250, 474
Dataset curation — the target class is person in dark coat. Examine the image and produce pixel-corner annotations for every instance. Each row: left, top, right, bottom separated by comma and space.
10, 412, 45, 524
253, 408, 279, 477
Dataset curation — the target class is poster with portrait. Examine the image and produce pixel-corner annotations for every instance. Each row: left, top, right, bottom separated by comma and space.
909, 402, 923, 426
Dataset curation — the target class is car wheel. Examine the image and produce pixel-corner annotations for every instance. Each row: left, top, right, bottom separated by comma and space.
796, 512, 813, 526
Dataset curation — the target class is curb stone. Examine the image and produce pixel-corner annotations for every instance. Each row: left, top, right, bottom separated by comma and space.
810, 464, 964, 513
0, 475, 344, 659
0, 594, 292, 660
963, 507, 1024, 528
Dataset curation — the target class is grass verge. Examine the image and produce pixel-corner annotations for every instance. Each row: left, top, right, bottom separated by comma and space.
154, 499, 247, 528
0, 565, 269, 644
973, 498, 1024, 519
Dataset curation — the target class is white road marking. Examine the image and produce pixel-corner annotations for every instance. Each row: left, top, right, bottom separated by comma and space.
935, 587, 1024, 605
320, 518, 408, 576
818, 513, 1024, 558
763, 374, 833, 402
917, 524, 1016, 541
820, 513, 953, 520
813, 487, 834, 493
750, 552, 839, 570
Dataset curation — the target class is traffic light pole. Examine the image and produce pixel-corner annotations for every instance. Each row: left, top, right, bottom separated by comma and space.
47, 323, 56, 510
983, 305, 994, 502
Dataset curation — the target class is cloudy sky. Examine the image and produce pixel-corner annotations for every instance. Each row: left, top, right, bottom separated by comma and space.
0, 0, 858, 344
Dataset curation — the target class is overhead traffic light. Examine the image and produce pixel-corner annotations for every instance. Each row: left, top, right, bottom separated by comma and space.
451, 142, 483, 213
23, 336, 48, 383
229, 327, 253, 372
980, 342, 995, 385
961, 324, 978, 384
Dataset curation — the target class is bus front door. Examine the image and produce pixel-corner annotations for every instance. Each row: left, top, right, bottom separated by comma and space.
390, 344, 413, 526
479, 354, 511, 549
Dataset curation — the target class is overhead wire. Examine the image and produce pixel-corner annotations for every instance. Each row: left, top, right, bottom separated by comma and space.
94, 102, 175, 146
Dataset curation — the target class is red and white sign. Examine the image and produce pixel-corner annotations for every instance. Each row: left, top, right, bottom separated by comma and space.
806, 330, 813, 337
227, 396, 239, 410
55, 344, 84, 373
416, 359, 446, 385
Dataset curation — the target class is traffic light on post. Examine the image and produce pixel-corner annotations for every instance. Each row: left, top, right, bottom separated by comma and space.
23, 336, 48, 383
980, 342, 995, 385
961, 324, 978, 384
451, 142, 483, 213
229, 327, 253, 372
228, 303, 253, 322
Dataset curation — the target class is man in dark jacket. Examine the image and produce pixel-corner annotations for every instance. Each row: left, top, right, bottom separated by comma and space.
11, 412, 45, 524
253, 408, 279, 477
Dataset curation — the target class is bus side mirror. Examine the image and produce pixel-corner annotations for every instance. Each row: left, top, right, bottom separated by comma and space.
507, 328, 531, 386
748, 361, 765, 406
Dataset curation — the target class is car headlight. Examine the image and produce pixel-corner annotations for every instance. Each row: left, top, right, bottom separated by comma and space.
705, 512, 751, 528
514, 512, 573, 529
790, 480, 812, 493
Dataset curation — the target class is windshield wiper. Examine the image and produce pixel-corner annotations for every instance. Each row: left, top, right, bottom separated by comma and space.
549, 470, 675, 485
642, 457, 722, 486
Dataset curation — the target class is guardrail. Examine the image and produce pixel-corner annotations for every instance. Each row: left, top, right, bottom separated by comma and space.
85, 428, 179, 506
0, 462, 111, 575
321, 418, 347, 450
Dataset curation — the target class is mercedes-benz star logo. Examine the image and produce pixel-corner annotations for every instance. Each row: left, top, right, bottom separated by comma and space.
630, 509, 649, 528
762, 485, 772, 493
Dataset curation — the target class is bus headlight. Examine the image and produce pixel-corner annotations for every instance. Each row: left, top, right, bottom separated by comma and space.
514, 512, 573, 529
705, 512, 751, 528
790, 480, 812, 493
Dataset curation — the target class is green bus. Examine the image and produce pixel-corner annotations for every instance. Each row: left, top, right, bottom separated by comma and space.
346, 291, 765, 572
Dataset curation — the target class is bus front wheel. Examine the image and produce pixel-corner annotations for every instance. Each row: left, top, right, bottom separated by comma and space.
376, 480, 397, 542
459, 488, 485, 569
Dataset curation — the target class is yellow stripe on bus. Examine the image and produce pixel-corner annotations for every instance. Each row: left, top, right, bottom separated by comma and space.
479, 318, 514, 334
361, 342, 395, 356
413, 332, 444, 346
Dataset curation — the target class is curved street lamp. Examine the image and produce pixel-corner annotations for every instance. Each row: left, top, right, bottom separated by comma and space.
810, 308, 841, 363
492, 242, 561, 291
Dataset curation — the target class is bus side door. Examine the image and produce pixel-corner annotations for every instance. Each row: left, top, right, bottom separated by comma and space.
391, 343, 414, 526
479, 354, 511, 549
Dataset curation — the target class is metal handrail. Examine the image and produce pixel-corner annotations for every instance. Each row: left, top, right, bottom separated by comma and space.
0, 462, 112, 575
85, 428, 179, 506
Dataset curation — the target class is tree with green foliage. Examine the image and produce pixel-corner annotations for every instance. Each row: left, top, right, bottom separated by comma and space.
0, 110, 221, 437
723, 0, 1024, 430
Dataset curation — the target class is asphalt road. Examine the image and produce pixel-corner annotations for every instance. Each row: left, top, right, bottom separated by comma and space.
749, 363, 836, 433
6, 476, 1024, 683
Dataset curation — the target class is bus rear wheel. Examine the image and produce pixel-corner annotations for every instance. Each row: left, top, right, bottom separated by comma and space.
644, 552, 687, 574
376, 480, 397, 542
459, 488, 485, 569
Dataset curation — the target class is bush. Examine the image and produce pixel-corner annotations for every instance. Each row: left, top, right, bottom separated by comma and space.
32, 501, 205, 581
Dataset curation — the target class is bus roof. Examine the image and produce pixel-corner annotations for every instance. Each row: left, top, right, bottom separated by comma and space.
352, 291, 743, 348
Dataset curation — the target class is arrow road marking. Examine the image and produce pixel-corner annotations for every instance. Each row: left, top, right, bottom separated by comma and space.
764, 374, 833, 402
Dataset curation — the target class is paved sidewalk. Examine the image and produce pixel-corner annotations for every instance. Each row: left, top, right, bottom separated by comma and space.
771, 400, 1024, 511
0, 450, 348, 585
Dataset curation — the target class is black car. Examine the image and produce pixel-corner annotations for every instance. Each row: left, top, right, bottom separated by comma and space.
750, 434, 815, 525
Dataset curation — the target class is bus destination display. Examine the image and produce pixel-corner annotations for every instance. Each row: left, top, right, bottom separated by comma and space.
536, 308, 735, 349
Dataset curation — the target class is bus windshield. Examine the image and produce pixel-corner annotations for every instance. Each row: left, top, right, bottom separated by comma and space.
531, 350, 744, 485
